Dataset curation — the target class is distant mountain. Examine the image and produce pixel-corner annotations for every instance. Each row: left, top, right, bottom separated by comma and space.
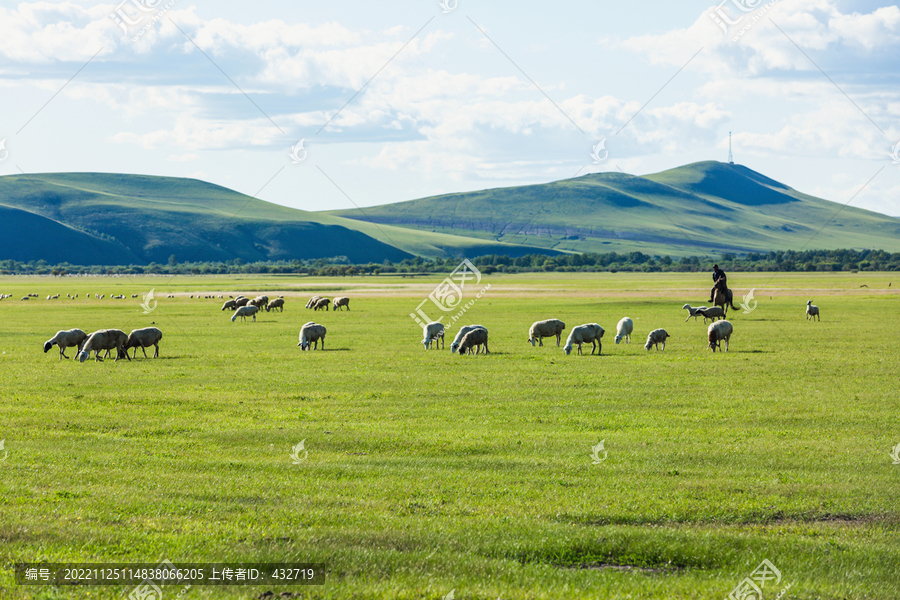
0, 173, 412, 265
325, 161, 900, 256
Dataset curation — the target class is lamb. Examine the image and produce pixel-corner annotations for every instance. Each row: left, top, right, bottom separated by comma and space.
298, 322, 327, 350
265, 298, 285, 312
528, 319, 565, 347
644, 329, 671, 351
450, 325, 486, 353
231, 305, 259, 322
682, 304, 708, 322
708, 320, 733, 352
43, 329, 88, 360
312, 298, 331, 311
806, 300, 820, 321
615, 317, 634, 344
563, 324, 605, 356
333, 297, 350, 311
77, 329, 130, 362
457, 327, 489, 355
695, 306, 726, 323
234, 297, 250, 308
125, 327, 163, 359
305, 296, 322, 309
422, 322, 445, 350
221, 299, 237, 311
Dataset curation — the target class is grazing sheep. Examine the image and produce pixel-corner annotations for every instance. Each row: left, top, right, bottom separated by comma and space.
125, 327, 162, 359
458, 327, 490, 355
682, 304, 708, 322
806, 300, 820, 321
615, 317, 634, 344
43, 329, 88, 360
528, 319, 565, 347
708, 320, 733, 352
450, 325, 486, 353
312, 298, 331, 311
564, 324, 605, 356
333, 297, 350, 311
231, 305, 259, 322
298, 322, 327, 350
695, 306, 726, 323
265, 298, 285, 312
221, 299, 237, 311
77, 329, 130, 362
422, 322, 445, 350
644, 329, 671, 351
20, 296, 29, 301
305, 296, 322, 309
234, 297, 250, 308
249, 296, 269, 311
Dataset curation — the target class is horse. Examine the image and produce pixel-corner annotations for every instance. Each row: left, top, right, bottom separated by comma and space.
712, 287, 738, 315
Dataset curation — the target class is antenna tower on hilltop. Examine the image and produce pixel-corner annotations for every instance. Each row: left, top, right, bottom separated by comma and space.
728, 131, 734, 164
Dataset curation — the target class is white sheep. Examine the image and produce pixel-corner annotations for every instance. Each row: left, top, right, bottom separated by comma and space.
221, 299, 237, 311
333, 297, 350, 311
43, 329, 88, 360
231, 305, 259, 322
457, 327, 489, 355
806, 300, 820, 321
682, 304, 708, 322
312, 298, 331, 311
528, 319, 565, 347
615, 317, 633, 344
564, 324, 605, 356
77, 329, 130, 362
125, 328, 162, 359
644, 329, 671, 351
696, 306, 725, 323
422, 322, 445, 350
298, 322, 327, 350
265, 298, 285, 312
450, 325, 486, 353
708, 320, 733, 352
306, 296, 322, 309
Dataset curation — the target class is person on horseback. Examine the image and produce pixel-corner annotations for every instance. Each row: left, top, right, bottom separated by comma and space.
708, 264, 728, 303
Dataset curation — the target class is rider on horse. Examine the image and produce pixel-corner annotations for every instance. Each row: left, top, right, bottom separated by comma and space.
708, 264, 728, 303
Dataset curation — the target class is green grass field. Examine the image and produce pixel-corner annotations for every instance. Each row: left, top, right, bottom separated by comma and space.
1, 272, 898, 599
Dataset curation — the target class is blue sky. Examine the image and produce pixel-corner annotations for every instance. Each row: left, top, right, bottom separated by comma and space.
1, 0, 899, 218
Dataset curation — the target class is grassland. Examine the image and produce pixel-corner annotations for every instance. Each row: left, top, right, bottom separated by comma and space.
0, 272, 898, 599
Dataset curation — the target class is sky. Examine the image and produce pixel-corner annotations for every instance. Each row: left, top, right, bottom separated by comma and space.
1, 0, 899, 218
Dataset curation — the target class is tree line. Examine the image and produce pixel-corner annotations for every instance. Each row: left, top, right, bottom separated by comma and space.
1, 248, 899, 276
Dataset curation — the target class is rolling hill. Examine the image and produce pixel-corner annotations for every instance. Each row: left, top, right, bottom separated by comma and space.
2, 162, 898, 265
0, 173, 415, 265
325, 161, 900, 256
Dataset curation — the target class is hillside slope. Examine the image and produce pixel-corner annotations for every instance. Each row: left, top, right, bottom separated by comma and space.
325, 161, 900, 255
0, 173, 412, 265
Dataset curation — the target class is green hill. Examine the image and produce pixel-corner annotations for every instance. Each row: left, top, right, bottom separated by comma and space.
0, 173, 413, 265
325, 161, 900, 256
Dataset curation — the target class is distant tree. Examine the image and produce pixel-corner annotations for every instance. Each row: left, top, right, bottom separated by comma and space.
168, 254, 177, 266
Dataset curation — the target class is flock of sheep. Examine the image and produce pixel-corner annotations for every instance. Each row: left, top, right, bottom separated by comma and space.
36, 287, 823, 361
43, 327, 162, 362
